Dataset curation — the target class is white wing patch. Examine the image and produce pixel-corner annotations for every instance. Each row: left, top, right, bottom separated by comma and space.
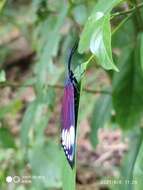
62, 125, 75, 162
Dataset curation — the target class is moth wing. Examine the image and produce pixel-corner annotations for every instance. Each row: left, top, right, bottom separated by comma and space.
61, 81, 76, 168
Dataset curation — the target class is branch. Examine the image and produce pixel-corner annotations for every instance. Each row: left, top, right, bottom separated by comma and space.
0, 82, 111, 95
82, 88, 111, 95
112, 2, 143, 18
44, 84, 111, 95
112, 14, 132, 35
0, 81, 32, 88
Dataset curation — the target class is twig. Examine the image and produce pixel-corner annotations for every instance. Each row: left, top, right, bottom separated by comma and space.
46, 84, 111, 95
0, 82, 33, 88
44, 84, 111, 95
112, 2, 143, 18
0, 82, 111, 95
112, 14, 132, 36
82, 88, 111, 95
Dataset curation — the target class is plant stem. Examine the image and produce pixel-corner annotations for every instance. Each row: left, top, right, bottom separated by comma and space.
48, 84, 111, 94
0, 81, 111, 95
111, 2, 143, 18
82, 88, 111, 95
112, 14, 132, 36
0, 81, 33, 88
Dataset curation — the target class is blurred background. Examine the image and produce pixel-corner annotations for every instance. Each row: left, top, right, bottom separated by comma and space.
0, 0, 142, 190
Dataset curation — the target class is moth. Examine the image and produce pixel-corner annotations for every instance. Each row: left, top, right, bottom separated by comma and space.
61, 42, 80, 168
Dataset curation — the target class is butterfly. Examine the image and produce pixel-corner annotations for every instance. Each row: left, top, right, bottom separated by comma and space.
61, 42, 80, 168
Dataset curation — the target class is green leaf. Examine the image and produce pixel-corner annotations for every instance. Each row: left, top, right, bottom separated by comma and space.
118, 128, 142, 190
38, 87, 56, 111
79, 0, 123, 71
79, 0, 124, 51
72, 5, 87, 25
90, 14, 118, 71
78, 91, 95, 122
20, 100, 38, 146
0, 127, 15, 148
90, 94, 112, 147
0, 70, 6, 82
0, 100, 22, 119
74, 59, 89, 81
113, 45, 143, 128
35, 2, 68, 88
33, 106, 49, 144
0, 0, 6, 12
21, 102, 48, 146
29, 141, 62, 189
112, 18, 134, 49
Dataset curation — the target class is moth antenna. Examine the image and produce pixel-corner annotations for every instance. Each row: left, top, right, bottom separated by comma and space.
68, 41, 79, 76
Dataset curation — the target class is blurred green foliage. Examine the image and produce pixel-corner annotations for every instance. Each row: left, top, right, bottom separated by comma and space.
0, 0, 143, 190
